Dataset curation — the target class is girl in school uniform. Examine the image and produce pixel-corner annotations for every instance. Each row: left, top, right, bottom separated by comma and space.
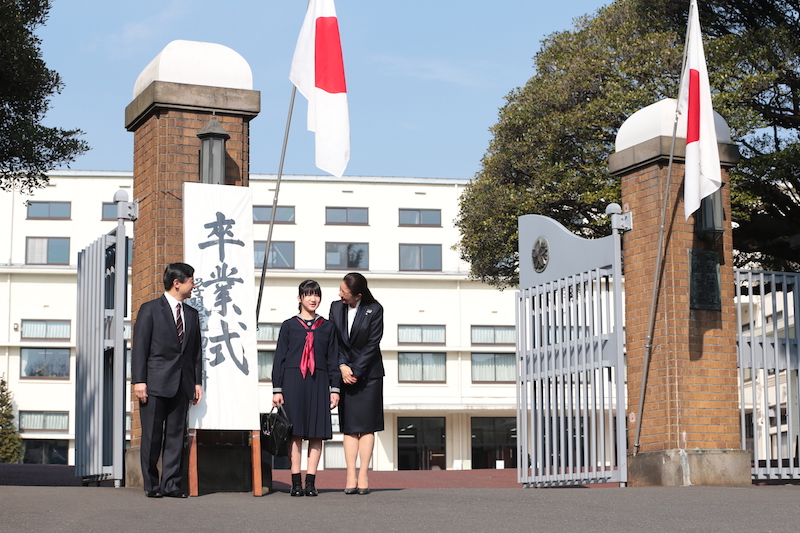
272, 280, 341, 496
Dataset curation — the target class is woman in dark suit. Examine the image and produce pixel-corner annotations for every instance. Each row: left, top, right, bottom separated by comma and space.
329, 273, 384, 495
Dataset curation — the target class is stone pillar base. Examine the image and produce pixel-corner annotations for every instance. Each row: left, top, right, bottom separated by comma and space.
628, 449, 751, 486
125, 448, 143, 489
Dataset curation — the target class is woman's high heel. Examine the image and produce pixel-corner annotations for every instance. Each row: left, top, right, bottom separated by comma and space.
344, 487, 358, 495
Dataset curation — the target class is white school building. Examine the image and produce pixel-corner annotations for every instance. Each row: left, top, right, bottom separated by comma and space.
1, 170, 518, 472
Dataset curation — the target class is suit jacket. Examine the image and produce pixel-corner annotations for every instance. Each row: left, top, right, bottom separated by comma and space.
131, 295, 203, 400
329, 300, 384, 380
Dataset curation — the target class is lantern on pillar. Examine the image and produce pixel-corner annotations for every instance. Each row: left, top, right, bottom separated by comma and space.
694, 187, 724, 242
197, 117, 230, 185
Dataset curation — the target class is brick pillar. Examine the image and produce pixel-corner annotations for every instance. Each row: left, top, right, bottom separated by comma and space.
609, 101, 749, 486
123, 80, 259, 486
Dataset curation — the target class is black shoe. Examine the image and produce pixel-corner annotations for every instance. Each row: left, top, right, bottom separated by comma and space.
305, 481, 318, 497
290, 484, 305, 497
163, 490, 189, 498
357, 487, 370, 495
145, 490, 162, 498
343, 487, 358, 495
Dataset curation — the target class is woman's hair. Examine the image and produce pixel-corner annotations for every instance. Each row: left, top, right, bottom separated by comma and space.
343, 272, 377, 304
298, 279, 321, 311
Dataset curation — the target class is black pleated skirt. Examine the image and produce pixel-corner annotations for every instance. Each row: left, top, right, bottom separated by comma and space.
280, 368, 332, 439
339, 376, 384, 434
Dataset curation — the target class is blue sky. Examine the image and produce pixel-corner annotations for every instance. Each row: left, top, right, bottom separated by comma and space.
38, 0, 610, 180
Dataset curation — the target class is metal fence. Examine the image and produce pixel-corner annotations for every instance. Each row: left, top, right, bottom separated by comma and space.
74, 194, 135, 486
736, 269, 800, 481
516, 268, 627, 487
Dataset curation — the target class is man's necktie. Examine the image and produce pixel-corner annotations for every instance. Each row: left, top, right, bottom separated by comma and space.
176, 303, 184, 343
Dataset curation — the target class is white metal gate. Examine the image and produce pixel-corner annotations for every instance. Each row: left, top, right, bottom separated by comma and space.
516, 207, 629, 487
736, 269, 800, 481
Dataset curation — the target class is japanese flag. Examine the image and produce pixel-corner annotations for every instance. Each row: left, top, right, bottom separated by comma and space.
677, 0, 721, 219
290, 0, 350, 178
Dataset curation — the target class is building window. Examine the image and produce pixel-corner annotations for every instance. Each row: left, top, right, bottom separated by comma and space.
326, 243, 369, 270
253, 206, 295, 224
257, 323, 282, 342
26, 237, 70, 265
326, 207, 368, 225
22, 439, 69, 464
398, 325, 445, 344
19, 411, 69, 432
27, 201, 70, 219
20, 348, 70, 378
471, 353, 516, 382
399, 244, 442, 271
399, 208, 441, 226
101, 202, 116, 220
471, 417, 516, 469
258, 350, 275, 382
398, 352, 446, 382
20, 320, 71, 340
254, 241, 295, 269
471, 325, 515, 345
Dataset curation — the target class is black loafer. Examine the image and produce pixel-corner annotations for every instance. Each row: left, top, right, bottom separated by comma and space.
290, 484, 305, 497
305, 483, 318, 497
163, 490, 189, 498
145, 490, 162, 498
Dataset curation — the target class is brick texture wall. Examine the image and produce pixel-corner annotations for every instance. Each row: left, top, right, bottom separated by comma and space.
620, 159, 739, 452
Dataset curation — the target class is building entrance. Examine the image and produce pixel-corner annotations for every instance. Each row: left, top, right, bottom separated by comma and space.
471, 417, 516, 469
397, 417, 446, 470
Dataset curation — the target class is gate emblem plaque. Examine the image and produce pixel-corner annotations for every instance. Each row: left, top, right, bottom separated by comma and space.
531, 236, 549, 273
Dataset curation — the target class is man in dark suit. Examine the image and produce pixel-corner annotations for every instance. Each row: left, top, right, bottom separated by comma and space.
132, 263, 203, 498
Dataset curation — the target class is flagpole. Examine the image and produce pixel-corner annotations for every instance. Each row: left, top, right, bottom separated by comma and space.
631, 1, 694, 455
256, 86, 297, 320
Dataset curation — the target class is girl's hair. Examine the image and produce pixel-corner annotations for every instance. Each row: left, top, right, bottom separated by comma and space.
298, 279, 321, 311
343, 272, 377, 305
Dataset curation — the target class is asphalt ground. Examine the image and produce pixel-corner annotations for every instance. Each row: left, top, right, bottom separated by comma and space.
2, 465, 800, 533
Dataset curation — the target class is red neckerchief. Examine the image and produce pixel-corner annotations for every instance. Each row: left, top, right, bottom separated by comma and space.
296, 316, 323, 378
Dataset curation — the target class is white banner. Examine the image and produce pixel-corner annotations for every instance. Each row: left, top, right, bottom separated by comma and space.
184, 183, 259, 430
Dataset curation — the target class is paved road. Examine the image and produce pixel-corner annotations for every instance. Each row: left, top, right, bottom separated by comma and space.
2, 466, 800, 533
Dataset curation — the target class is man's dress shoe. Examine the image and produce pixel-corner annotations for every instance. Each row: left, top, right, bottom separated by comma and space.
163, 490, 189, 498
145, 490, 162, 498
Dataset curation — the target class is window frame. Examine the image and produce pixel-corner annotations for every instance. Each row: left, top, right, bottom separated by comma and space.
20, 320, 71, 341
25, 236, 70, 265
257, 323, 282, 342
399, 243, 442, 272
26, 201, 71, 220
18, 411, 70, 432
325, 207, 369, 226
398, 208, 441, 227
254, 241, 295, 269
470, 325, 516, 345
397, 351, 447, 383
20, 347, 71, 379
471, 352, 516, 383
397, 325, 446, 345
253, 205, 296, 224
325, 242, 369, 270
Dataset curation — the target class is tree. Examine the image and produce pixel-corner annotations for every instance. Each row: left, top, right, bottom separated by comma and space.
457, 0, 800, 288
456, 1, 682, 288
0, 0, 89, 193
0, 374, 23, 463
